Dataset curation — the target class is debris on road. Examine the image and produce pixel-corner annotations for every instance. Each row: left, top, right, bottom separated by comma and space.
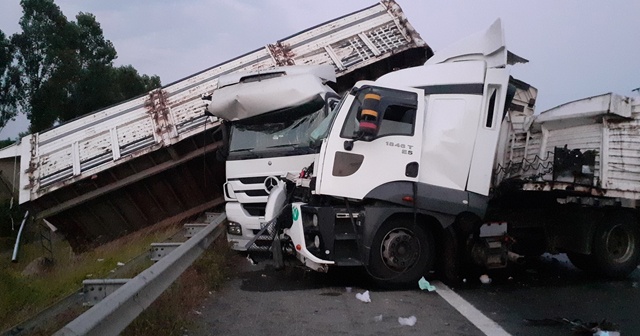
117, 262, 125, 266
479, 274, 492, 284
418, 277, 436, 291
373, 314, 383, 322
247, 254, 256, 265
398, 316, 417, 326
355, 290, 371, 303
524, 317, 620, 335
345, 287, 352, 293
593, 329, 620, 336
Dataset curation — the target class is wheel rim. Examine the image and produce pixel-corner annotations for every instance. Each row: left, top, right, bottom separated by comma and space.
605, 224, 635, 263
380, 228, 420, 271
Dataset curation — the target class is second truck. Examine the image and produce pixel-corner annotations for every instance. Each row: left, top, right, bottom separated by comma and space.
262, 19, 640, 285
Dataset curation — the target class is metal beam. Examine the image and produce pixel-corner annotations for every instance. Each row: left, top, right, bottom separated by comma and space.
36, 141, 222, 219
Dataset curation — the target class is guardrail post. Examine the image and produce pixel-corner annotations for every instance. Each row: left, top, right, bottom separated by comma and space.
82, 279, 130, 306
184, 223, 208, 238
149, 242, 182, 261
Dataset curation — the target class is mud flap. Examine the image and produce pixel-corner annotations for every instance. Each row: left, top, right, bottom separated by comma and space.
272, 236, 284, 270
440, 226, 463, 285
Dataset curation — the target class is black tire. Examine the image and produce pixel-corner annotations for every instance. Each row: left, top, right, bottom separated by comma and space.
368, 218, 434, 286
591, 212, 640, 278
566, 252, 594, 272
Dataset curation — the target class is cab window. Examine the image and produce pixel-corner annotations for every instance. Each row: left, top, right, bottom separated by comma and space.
340, 86, 417, 139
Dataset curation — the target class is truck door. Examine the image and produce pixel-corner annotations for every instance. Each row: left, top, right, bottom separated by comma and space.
316, 83, 425, 200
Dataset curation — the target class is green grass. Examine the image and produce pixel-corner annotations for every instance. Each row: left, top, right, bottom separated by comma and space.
0, 220, 182, 332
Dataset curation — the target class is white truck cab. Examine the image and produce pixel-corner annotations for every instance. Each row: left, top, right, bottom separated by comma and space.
206, 65, 339, 251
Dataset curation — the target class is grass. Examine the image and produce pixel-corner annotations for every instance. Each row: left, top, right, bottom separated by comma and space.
123, 238, 237, 336
0, 219, 182, 332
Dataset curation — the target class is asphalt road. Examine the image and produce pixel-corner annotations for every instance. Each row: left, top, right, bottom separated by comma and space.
192, 254, 640, 336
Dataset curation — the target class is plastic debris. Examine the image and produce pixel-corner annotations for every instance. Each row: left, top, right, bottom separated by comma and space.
398, 316, 417, 326
373, 314, 383, 322
193, 310, 202, 315
479, 274, 492, 284
345, 287, 352, 293
97, 259, 104, 262
418, 277, 436, 291
355, 290, 371, 303
246, 254, 256, 265
117, 262, 125, 266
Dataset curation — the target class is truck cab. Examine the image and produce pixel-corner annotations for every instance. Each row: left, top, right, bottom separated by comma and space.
279, 19, 518, 284
206, 65, 339, 251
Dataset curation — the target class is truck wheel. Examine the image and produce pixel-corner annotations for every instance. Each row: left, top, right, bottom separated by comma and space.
566, 252, 594, 272
591, 212, 640, 278
368, 218, 434, 286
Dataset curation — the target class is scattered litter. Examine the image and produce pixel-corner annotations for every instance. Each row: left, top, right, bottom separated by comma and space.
110, 269, 115, 273
508, 276, 513, 281
261, 274, 267, 278
246, 255, 256, 265
479, 274, 492, 284
418, 277, 436, 291
193, 310, 202, 315
462, 278, 467, 283
345, 287, 352, 293
85, 274, 93, 278
373, 314, 383, 322
398, 316, 417, 326
355, 290, 371, 303
117, 262, 125, 267
97, 259, 104, 262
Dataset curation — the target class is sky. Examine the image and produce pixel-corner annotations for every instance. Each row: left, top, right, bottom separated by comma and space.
1, 0, 639, 139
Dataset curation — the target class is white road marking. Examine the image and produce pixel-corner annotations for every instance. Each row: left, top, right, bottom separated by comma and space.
432, 281, 511, 336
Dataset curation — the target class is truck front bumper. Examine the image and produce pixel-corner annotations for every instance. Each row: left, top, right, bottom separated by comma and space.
284, 202, 334, 272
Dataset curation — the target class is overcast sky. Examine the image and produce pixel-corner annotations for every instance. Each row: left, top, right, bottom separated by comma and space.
1, 0, 639, 139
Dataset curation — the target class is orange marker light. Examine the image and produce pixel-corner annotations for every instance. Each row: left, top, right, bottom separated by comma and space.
402, 196, 414, 203
296, 244, 302, 251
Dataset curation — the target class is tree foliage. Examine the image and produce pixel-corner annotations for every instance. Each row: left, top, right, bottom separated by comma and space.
7, 0, 161, 134
0, 30, 20, 133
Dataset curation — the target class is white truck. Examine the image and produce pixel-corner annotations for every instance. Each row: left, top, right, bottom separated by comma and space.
206, 65, 340, 251
265, 19, 640, 285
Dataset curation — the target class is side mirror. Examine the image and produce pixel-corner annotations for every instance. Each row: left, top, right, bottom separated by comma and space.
356, 93, 381, 141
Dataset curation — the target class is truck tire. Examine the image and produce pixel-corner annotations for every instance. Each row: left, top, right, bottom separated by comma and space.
566, 252, 594, 272
591, 212, 640, 278
368, 218, 434, 286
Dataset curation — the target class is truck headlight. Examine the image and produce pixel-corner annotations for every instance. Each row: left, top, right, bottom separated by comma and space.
312, 214, 318, 227
227, 222, 242, 235
314, 235, 320, 249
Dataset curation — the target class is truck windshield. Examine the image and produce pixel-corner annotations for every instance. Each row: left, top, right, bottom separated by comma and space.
228, 96, 327, 160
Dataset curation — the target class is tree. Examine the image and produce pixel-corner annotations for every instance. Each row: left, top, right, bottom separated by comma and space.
0, 30, 20, 133
11, 0, 75, 132
11, 0, 161, 133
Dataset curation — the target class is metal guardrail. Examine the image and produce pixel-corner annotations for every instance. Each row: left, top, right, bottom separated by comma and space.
54, 213, 226, 336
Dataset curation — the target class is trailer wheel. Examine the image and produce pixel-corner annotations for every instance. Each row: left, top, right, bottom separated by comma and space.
369, 218, 434, 286
591, 212, 640, 278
